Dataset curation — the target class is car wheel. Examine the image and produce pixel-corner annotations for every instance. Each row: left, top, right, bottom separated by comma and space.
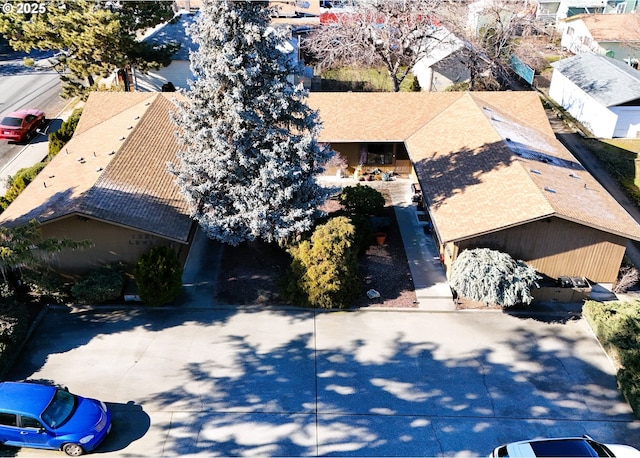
62, 443, 84, 456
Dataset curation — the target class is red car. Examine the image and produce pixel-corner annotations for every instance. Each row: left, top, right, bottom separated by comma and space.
0, 109, 46, 142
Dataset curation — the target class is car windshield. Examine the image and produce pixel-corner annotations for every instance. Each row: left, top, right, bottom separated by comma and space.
0, 117, 22, 127
41, 389, 76, 429
530, 439, 599, 457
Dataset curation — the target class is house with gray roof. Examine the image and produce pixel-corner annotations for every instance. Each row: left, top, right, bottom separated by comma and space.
549, 52, 640, 138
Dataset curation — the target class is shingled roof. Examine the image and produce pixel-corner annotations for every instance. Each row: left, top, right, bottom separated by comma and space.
0, 92, 193, 243
552, 53, 640, 107
309, 91, 640, 244
1, 91, 639, 247
567, 13, 640, 43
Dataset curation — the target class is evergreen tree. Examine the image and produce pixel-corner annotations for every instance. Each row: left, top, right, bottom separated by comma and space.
0, 1, 177, 98
169, 0, 332, 246
449, 248, 540, 307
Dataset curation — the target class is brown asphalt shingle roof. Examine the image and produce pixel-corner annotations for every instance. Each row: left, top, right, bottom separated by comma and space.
0, 92, 192, 243
1, 90, 639, 246
310, 91, 640, 243
567, 13, 640, 43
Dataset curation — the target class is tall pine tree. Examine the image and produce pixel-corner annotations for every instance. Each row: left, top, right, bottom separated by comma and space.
170, 0, 332, 246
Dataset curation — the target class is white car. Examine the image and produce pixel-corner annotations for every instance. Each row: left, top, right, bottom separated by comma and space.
490, 436, 640, 457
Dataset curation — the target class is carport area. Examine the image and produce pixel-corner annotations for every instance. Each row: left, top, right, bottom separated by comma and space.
6, 306, 640, 457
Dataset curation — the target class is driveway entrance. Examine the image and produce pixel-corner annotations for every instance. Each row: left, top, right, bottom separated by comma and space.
6, 306, 639, 456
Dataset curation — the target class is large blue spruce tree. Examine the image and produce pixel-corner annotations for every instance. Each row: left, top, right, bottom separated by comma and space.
170, 0, 332, 246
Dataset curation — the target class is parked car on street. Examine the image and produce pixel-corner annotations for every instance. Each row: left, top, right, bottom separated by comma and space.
0, 109, 46, 142
491, 436, 640, 457
0, 381, 111, 456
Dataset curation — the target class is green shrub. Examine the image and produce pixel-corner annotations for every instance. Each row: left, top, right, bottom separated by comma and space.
1, 163, 47, 210
0, 298, 29, 376
48, 108, 83, 159
71, 263, 126, 304
134, 245, 183, 306
21, 268, 73, 303
584, 300, 640, 417
318, 211, 373, 255
285, 216, 359, 309
339, 184, 385, 215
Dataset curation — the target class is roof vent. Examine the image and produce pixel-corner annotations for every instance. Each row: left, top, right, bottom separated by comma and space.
544, 187, 556, 193
96, 167, 103, 172
135, 116, 140, 120
569, 173, 580, 179
77, 157, 85, 163
127, 126, 133, 130
530, 169, 541, 174
120, 136, 125, 141
109, 151, 115, 155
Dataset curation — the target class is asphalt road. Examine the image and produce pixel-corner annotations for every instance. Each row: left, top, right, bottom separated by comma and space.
0, 54, 65, 175
4, 306, 639, 457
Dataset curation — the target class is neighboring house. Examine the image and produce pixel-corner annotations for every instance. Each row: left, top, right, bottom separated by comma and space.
536, 0, 637, 24
134, 12, 196, 92
0, 92, 194, 273
549, 52, 640, 138
134, 12, 313, 92
411, 29, 470, 92
560, 13, 640, 64
2, 91, 639, 290
308, 91, 640, 285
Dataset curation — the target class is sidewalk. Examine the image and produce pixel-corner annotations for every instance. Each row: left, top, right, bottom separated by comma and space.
0, 97, 83, 188
318, 176, 456, 311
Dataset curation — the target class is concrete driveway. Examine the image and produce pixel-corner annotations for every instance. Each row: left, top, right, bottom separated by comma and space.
5, 306, 640, 457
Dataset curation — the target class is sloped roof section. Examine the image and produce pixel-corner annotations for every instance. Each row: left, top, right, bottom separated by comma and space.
575, 13, 640, 43
407, 92, 640, 243
308, 92, 462, 142
552, 53, 640, 106
0, 92, 192, 243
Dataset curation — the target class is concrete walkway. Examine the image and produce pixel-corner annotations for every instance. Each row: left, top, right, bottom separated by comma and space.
318, 177, 455, 311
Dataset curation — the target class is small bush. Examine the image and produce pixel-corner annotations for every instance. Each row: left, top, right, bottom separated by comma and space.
48, 108, 83, 159
285, 216, 359, 309
1, 163, 47, 210
71, 263, 126, 304
339, 184, 385, 215
134, 245, 183, 306
22, 268, 72, 303
0, 298, 29, 376
583, 300, 640, 418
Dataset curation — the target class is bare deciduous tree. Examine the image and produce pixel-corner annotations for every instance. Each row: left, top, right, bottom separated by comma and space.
439, 0, 541, 89
304, 0, 452, 92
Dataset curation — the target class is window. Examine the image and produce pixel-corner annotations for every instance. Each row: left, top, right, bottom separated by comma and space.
21, 416, 44, 429
361, 143, 394, 165
0, 413, 17, 427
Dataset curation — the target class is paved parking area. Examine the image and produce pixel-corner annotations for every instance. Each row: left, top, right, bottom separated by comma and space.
5, 306, 640, 457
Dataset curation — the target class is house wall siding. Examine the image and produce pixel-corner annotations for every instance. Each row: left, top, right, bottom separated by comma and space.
549, 70, 618, 137
40, 217, 185, 274
455, 217, 626, 283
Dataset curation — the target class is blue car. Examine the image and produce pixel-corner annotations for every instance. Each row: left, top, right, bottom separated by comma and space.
0, 382, 111, 456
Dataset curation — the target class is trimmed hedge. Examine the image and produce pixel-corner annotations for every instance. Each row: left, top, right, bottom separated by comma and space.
339, 184, 385, 215
48, 108, 83, 159
134, 245, 183, 306
583, 300, 640, 418
71, 263, 126, 304
285, 216, 359, 309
